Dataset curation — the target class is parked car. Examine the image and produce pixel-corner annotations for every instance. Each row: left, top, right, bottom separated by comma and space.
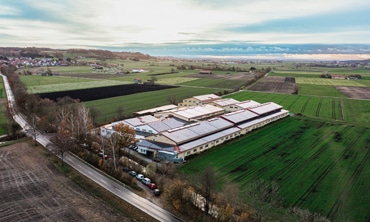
128, 171, 137, 176
123, 167, 131, 172
153, 189, 161, 196
98, 152, 108, 159
148, 183, 156, 189
142, 178, 151, 185
136, 174, 144, 180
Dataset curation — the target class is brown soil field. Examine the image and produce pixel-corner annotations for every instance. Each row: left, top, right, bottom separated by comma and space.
247, 76, 297, 94
0, 142, 132, 222
335, 86, 370, 99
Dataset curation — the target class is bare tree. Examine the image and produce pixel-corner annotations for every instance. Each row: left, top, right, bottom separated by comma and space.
78, 105, 93, 142
167, 95, 177, 105
27, 114, 39, 145
199, 166, 217, 215
109, 132, 121, 171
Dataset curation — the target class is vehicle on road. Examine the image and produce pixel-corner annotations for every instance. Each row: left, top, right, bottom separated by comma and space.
136, 174, 144, 180
128, 171, 137, 176
153, 189, 161, 196
123, 167, 131, 172
148, 183, 156, 189
142, 178, 151, 185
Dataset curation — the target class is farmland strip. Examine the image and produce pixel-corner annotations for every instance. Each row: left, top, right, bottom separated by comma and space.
286, 95, 300, 110
293, 128, 365, 208
332, 99, 336, 119
326, 130, 369, 220
316, 98, 323, 117
338, 99, 344, 120
300, 97, 311, 113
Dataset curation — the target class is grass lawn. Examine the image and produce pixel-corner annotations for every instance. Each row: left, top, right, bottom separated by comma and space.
180, 117, 370, 222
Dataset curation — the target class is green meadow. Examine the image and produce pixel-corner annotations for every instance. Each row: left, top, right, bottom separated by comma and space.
225, 91, 370, 126
181, 117, 370, 221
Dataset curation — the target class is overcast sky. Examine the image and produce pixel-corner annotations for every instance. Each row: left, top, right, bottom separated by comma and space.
1, 0, 370, 49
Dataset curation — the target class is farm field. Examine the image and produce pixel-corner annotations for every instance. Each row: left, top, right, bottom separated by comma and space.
20, 75, 127, 94
225, 91, 370, 126
0, 142, 127, 221
37, 84, 178, 102
84, 86, 220, 124
269, 71, 321, 78
247, 76, 297, 94
180, 117, 370, 222
296, 77, 370, 87
297, 84, 346, 97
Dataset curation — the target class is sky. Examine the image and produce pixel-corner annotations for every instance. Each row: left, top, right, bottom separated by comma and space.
1, 0, 370, 58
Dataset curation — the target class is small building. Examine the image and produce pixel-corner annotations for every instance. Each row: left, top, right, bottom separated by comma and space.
199, 70, 213, 75
134, 78, 142, 84
210, 98, 240, 112
331, 74, 346, 80
178, 94, 221, 107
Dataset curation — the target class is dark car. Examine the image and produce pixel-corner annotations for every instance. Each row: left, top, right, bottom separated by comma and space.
123, 167, 131, 172
128, 171, 137, 176
153, 189, 161, 196
98, 152, 108, 159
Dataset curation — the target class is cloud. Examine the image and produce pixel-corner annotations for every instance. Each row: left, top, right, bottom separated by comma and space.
0, 0, 370, 48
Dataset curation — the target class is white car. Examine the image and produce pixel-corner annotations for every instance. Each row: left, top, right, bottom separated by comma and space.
136, 174, 144, 180
142, 178, 151, 185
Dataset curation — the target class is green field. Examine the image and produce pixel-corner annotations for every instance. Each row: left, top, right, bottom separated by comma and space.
180, 117, 370, 221
84, 86, 219, 125
225, 91, 370, 126
297, 84, 346, 97
296, 77, 370, 87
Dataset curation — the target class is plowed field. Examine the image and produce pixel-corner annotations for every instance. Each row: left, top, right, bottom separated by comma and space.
248, 76, 297, 94
0, 143, 128, 222
336, 86, 370, 99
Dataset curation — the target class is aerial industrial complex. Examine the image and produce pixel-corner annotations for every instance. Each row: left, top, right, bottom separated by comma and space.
100, 94, 289, 162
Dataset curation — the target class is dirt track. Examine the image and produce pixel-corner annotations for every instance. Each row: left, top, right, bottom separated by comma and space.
0, 142, 128, 222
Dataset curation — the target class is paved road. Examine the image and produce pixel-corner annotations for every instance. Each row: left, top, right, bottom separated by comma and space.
1, 74, 184, 222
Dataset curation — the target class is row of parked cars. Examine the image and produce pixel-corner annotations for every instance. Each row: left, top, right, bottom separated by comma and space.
123, 167, 160, 196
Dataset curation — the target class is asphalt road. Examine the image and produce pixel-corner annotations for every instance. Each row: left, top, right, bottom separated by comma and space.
1, 74, 184, 222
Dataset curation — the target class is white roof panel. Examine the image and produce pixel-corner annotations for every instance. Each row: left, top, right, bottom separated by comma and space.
212, 98, 240, 106
162, 118, 233, 144
238, 110, 289, 129
221, 110, 259, 124
235, 100, 261, 109
171, 104, 224, 120
248, 102, 282, 115
193, 94, 221, 102
123, 115, 159, 127
179, 127, 240, 152
134, 104, 178, 115
147, 118, 186, 132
